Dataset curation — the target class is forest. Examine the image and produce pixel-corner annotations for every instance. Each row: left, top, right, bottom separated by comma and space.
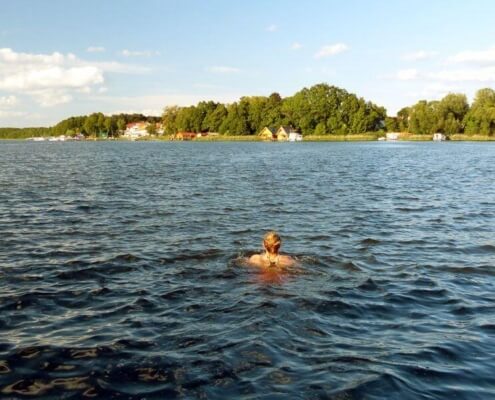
2, 84, 495, 139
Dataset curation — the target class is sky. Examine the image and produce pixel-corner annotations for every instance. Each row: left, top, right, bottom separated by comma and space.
2, 0, 495, 127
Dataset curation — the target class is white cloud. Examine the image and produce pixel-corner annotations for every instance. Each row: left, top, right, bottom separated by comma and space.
98, 93, 244, 115
0, 110, 27, 118
429, 67, 495, 82
206, 66, 241, 74
447, 47, 495, 65
98, 86, 108, 93
0, 48, 148, 107
86, 61, 150, 74
427, 83, 462, 95
77, 86, 92, 94
87, 46, 105, 53
109, 108, 162, 117
395, 66, 495, 83
266, 24, 278, 32
396, 68, 419, 80
0, 48, 70, 65
121, 49, 160, 57
29, 90, 73, 107
402, 50, 437, 61
0, 95, 18, 107
314, 43, 348, 59
393, 46, 495, 87
406, 83, 462, 99
291, 42, 302, 50
0, 66, 104, 91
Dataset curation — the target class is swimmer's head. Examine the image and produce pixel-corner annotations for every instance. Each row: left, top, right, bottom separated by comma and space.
263, 231, 281, 255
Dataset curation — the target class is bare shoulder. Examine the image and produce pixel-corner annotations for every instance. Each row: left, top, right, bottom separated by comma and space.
279, 255, 297, 267
248, 254, 263, 266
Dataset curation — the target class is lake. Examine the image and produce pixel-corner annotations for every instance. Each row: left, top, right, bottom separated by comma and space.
0, 141, 494, 399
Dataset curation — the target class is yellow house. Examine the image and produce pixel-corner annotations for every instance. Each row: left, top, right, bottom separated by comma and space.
258, 127, 275, 141
275, 126, 299, 141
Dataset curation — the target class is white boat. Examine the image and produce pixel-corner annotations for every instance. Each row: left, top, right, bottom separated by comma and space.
288, 132, 303, 141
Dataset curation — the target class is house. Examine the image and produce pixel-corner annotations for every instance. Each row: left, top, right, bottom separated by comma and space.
123, 122, 149, 140
288, 131, 303, 142
258, 127, 276, 141
433, 133, 446, 141
386, 132, 400, 141
174, 131, 197, 141
276, 126, 301, 141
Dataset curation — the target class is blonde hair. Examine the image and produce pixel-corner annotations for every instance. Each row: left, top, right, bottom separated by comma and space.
263, 231, 281, 254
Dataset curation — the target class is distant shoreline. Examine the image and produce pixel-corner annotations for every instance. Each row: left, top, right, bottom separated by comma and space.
3, 134, 495, 142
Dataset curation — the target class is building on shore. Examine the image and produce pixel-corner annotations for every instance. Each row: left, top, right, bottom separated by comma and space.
258, 126, 302, 141
174, 131, 199, 140
386, 132, 400, 141
123, 122, 149, 140
275, 126, 301, 141
122, 122, 164, 140
258, 127, 276, 140
433, 133, 446, 141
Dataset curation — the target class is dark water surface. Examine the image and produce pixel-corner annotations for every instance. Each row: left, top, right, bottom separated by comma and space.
1, 141, 494, 399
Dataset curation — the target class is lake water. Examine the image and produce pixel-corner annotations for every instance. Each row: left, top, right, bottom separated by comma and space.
1, 141, 494, 399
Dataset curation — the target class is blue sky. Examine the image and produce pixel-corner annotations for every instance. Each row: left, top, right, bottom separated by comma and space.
1, 0, 495, 127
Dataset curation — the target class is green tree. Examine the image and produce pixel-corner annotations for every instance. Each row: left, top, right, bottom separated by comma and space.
202, 103, 227, 132
408, 100, 438, 135
219, 103, 249, 135
146, 123, 157, 136
97, 113, 106, 134
385, 117, 399, 132
175, 106, 196, 132
262, 92, 284, 128
117, 118, 126, 134
83, 113, 98, 136
397, 107, 410, 132
162, 105, 180, 135
436, 93, 468, 135
464, 88, 495, 135
104, 116, 118, 136
314, 122, 327, 135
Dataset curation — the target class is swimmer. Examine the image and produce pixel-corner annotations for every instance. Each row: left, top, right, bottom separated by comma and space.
248, 231, 296, 269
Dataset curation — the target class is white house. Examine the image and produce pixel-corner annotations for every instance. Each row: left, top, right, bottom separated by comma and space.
288, 131, 303, 141
123, 122, 149, 140
433, 133, 446, 141
386, 132, 400, 141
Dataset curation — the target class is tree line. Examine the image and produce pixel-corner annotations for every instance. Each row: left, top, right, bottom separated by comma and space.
0, 127, 52, 139
0, 113, 160, 139
51, 113, 161, 137
162, 83, 386, 136
2, 84, 495, 139
387, 88, 495, 136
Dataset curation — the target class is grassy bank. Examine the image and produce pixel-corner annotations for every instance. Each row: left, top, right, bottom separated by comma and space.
396, 133, 432, 141
449, 134, 495, 141
304, 132, 379, 141
193, 135, 261, 142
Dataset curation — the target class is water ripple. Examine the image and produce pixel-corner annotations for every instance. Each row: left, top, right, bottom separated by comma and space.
1, 141, 494, 399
